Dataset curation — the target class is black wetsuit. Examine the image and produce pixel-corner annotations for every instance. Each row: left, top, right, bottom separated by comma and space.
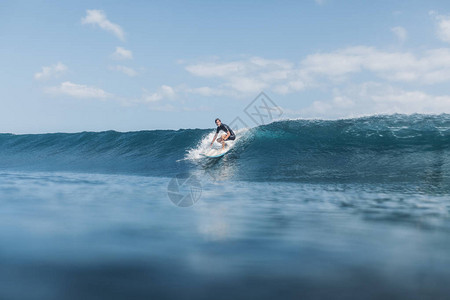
216, 123, 236, 140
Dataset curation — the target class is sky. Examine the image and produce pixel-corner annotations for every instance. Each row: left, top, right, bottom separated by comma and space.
2, 0, 450, 133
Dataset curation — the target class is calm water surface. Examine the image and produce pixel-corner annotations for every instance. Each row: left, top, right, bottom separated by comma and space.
0, 171, 449, 299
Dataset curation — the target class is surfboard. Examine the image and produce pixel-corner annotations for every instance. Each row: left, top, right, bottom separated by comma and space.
202, 145, 231, 158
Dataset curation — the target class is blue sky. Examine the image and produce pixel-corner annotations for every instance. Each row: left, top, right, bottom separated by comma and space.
2, 0, 450, 133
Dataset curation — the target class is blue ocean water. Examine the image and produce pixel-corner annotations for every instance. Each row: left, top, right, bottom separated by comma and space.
1, 114, 450, 299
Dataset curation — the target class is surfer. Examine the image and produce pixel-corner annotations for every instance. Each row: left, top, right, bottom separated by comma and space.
210, 118, 235, 150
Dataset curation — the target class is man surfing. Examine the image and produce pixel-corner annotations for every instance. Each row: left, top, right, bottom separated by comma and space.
210, 118, 235, 150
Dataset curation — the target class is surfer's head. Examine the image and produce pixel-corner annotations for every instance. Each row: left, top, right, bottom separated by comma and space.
215, 118, 221, 126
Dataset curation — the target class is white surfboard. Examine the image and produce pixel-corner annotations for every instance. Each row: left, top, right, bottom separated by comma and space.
202, 145, 232, 158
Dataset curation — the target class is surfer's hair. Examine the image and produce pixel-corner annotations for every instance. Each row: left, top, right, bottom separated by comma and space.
215, 118, 221, 123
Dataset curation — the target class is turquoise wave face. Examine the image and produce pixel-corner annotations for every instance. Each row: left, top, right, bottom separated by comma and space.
0, 114, 449, 186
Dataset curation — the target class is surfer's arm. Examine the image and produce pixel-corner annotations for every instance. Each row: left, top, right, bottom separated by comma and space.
223, 131, 230, 141
210, 133, 218, 146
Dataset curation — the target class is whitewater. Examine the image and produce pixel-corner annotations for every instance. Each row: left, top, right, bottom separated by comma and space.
0, 114, 449, 299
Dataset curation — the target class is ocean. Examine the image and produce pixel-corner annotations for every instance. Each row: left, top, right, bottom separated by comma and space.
1, 114, 449, 299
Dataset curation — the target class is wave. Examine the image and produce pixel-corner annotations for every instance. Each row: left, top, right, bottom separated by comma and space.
0, 114, 449, 185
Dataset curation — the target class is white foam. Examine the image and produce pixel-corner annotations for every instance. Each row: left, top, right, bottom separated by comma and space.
184, 128, 249, 161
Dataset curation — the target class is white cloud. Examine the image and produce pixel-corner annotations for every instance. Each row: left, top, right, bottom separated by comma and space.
302, 49, 363, 76
178, 46, 450, 120
185, 57, 296, 95
183, 46, 450, 99
301, 46, 450, 84
391, 26, 407, 43
109, 65, 138, 77
301, 47, 415, 77
45, 81, 112, 99
430, 11, 450, 43
81, 10, 125, 41
106, 83, 212, 110
299, 82, 450, 118
34, 62, 67, 80
142, 85, 176, 102
228, 76, 268, 93
185, 86, 227, 97
111, 47, 133, 60
115, 85, 189, 111
185, 62, 244, 78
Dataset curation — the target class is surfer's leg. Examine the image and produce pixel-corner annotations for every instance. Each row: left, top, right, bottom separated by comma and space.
221, 134, 226, 149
